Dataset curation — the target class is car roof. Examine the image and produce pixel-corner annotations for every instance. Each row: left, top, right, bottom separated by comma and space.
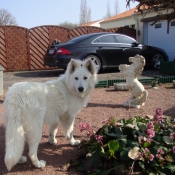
67, 32, 127, 43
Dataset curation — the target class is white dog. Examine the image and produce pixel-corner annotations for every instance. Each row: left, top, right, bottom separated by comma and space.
2, 58, 98, 171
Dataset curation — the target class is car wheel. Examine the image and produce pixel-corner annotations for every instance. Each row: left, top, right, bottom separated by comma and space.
85, 55, 101, 73
152, 53, 165, 69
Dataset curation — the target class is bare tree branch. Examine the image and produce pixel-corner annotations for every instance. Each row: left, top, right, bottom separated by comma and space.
126, 0, 175, 33
79, 0, 91, 25
114, 0, 120, 15
0, 9, 17, 25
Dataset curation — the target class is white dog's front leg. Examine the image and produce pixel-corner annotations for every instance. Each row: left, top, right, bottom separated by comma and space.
60, 117, 80, 146
68, 127, 81, 146
48, 124, 58, 144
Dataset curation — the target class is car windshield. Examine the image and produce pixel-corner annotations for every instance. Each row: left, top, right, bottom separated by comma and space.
67, 35, 90, 43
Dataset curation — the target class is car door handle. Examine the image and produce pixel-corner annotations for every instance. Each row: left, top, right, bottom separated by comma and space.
99, 46, 103, 50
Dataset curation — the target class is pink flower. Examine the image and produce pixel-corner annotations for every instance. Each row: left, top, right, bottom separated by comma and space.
154, 108, 163, 123
170, 132, 174, 140
147, 129, 155, 138
85, 123, 91, 130
79, 122, 93, 136
146, 121, 154, 129
155, 108, 163, 116
94, 135, 103, 143
156, 154, 164, 160
101, 117, 111, 126
154, 114, 163, 123
157, 148, 164, 154
172, 146, 175, 153
145, 148, 150, 153
146, 138, 151, 143
148, 154, 154, 161
79, 122, 86, 132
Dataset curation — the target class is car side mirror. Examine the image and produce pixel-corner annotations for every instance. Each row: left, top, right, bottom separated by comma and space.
131, 42, 139, 47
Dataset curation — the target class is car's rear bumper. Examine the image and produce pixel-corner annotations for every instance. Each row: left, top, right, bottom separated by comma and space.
44, 55, 71, 69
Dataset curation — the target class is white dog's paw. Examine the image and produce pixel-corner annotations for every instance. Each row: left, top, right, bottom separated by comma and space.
48, 137, 57, 145
70, 139, 81, 146
18, 156, 27, 164
36, 160, 46, 168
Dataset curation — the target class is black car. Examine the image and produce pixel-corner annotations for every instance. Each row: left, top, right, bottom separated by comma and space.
44, 32, 168, 73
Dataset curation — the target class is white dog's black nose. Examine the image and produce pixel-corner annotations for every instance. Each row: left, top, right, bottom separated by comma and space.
78, 87, 84, 92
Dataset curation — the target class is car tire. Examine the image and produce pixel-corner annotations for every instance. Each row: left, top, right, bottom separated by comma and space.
152, 53, 165, 69
85, 55, 102, 73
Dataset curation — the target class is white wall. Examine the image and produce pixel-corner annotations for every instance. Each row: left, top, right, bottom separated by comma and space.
147, 20, 175, 61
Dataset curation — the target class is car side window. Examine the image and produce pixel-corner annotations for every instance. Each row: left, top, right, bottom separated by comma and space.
115, 35, 135, 44
93, 38, 100, 43
97, 35, 116, 43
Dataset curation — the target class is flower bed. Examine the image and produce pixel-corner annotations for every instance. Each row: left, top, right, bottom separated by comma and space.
70, 109, 175, 175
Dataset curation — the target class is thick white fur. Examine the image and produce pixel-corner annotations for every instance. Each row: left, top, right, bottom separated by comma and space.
2, 58, 98, 171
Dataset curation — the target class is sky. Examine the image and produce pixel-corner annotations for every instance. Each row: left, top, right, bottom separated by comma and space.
0, 0, 138, 29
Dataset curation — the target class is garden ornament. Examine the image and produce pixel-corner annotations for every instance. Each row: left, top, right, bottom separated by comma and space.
119, 54, 148, 108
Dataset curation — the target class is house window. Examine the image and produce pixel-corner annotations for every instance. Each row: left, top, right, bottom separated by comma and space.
155, 23, 161, 28
171, 20, 175, 26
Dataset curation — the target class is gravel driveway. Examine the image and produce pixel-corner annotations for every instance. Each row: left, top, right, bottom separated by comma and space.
0, 69, 174, 175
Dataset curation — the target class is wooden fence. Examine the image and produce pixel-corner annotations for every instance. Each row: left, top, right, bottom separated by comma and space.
0, 25, 136, 71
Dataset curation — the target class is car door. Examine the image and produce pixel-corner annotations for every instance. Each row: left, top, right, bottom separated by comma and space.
114, 35, 144, 64
93, 34, 123, 68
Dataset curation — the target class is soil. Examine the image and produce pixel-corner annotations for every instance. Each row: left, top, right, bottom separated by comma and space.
0, 70, 175, 175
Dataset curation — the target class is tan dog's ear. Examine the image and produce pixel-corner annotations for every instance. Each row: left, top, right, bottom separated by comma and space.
68, 59, 78, 74
85, 58, 96, 74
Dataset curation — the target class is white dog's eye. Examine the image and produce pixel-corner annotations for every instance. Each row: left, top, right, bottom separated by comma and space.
84, 76, 87, 80
75, 77, 78, 80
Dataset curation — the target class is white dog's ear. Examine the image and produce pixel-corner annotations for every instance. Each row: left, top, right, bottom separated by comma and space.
85, 58, 96, 74
68, 59, 78, 74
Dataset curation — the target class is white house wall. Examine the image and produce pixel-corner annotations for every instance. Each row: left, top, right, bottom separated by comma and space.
147, 20, 175, 61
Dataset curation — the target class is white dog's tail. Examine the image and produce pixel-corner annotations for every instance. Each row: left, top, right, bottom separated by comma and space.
3, 104, 25, 171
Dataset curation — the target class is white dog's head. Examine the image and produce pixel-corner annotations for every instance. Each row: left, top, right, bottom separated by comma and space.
65, 58, 98, 97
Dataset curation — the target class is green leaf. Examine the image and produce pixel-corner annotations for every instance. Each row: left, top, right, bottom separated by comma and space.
165, 164, 175, 173
105, 132, 118, 137
149, 160, 156, 167
120, 147, 131, 160
163, 136, 174, 145
154, 123, 159, 132
84, 149, 102, 173
132, 118, 139, 130
118, 138, 127, 151
137, 122, 146, 131
78, 161, 85, 172
70, 160, 80, 167
108, 140, 119, 151
108, 140, 119, 158
127, 139, 139, 147
143, 141, 150, 148
96, 168, 114, 175
113, 126, 123, 136
110, 117, 115, 125
138, 161, 145, 169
